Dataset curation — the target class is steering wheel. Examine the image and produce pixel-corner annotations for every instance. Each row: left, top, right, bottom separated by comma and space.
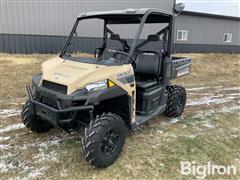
113, 51, 136, 69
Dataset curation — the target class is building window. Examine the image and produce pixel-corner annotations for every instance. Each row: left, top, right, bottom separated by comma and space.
223, 33, 232, 43
177, 30, 188, 41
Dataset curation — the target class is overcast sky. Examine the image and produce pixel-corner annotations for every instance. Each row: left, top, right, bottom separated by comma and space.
176, 0, 240, 17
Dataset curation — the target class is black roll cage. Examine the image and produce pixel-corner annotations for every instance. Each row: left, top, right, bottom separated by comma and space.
60, 10, 173, 59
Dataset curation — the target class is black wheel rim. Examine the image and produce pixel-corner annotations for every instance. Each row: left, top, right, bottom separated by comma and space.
101, 129, 120, 156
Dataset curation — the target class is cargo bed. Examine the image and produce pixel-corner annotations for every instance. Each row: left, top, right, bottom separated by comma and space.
171, 57, 192, 79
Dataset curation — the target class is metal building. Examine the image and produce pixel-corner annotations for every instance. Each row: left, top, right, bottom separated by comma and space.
174, 11, 240, 53
1, 0, 239, 54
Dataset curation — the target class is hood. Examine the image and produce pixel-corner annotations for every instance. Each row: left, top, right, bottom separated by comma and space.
41, 56, 131, 94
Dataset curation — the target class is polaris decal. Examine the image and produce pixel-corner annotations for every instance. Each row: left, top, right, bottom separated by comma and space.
117, 69, 132, 79
118, 74, 135, 84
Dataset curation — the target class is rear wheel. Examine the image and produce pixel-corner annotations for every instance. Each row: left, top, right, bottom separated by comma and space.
21, 100, 53, 133
165, 85, 187, 117
81, 113, 126, 168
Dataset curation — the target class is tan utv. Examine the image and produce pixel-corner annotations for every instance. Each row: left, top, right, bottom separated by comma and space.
21, 4, 192, 168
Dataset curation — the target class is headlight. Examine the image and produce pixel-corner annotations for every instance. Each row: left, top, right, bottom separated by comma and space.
85, 80, 108, 92
85, 80, 116, 92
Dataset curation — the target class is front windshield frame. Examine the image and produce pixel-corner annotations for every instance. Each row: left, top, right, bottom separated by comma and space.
60, 11, 172, 63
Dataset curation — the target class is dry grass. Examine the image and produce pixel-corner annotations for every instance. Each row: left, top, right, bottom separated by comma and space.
0, 53, 240, 179
173, 53, 240, 87
0, 53, 239, 103
0, 53, 54, 108
71, 52, 94, 58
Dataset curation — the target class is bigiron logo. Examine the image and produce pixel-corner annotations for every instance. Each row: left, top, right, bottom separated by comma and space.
180, 161, 238, 179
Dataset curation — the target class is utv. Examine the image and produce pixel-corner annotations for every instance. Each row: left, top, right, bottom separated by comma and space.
21, 5, 192, 168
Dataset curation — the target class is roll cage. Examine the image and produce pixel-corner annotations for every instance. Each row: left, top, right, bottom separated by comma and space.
60, 9, 174, 60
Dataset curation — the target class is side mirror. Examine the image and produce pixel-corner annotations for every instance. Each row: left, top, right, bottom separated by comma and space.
174, 3, 185, 14
147, 34, 160, 41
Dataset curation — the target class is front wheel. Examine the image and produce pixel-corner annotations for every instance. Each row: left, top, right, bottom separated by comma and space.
81, 113, 126, 168
21, 100, 53, 133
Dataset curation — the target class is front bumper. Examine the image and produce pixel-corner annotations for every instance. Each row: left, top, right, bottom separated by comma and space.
26, 85, 94, 127
27, 74, 127, 127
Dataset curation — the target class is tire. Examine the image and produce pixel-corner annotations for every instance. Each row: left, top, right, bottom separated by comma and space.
21, 100, 53, 133
81, 113, 126, 168
164, 85, 187, 117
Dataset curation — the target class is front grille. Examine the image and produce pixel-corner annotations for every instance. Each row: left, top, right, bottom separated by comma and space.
41, 96, 58, 108
42, 80, 67, 94
35, 88, 59, 108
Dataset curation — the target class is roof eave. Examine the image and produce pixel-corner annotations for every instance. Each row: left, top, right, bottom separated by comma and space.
182, 11, 240, 21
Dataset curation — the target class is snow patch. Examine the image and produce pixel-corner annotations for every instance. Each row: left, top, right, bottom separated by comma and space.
0, 144, 9, 150
0, 161, 15, 173
193, 106, 240, 119
230, 134, 239, 138
226, 93, 240, 96
186, 85, 240, 107
170, 118, 180, 124
217, 105, 240, 113
186, 95, 236, 106
0, 136, 11, 141
188, 134, 197, 138
220, 86, 240, 91
0, 98, 25, 105
26, 171, 43, 178
0, 123, 25, 134
183, 134, 197, 139
157, 130, 163, 134
188, 92, 215, 96
0, 159, 32, 175
193, 110, 214, 119
187, 85, 225, 92
37, 139, 61, 148
0, 109, 21, 118
23, 166, 49, 180
60, 168, 68, 177
34, 150, 58, 162
182, 124, 187, 128
187, 87, 209, 91
159, 163, 165, 167
203, 122, 215, 129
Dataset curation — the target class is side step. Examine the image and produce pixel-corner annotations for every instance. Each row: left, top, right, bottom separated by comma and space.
135, 105, 166, 127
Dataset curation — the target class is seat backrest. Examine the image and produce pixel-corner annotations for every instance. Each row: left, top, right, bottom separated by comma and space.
102, 48, 119, 59
135, 51, 161, 77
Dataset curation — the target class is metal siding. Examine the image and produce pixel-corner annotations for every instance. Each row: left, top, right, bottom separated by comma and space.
1, 0, 174, 36
1, 0, 174, 53
173, 43, 240, 53
175, 14, 240, 46
1, 0, 240, 53
1, 34, 239, 54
